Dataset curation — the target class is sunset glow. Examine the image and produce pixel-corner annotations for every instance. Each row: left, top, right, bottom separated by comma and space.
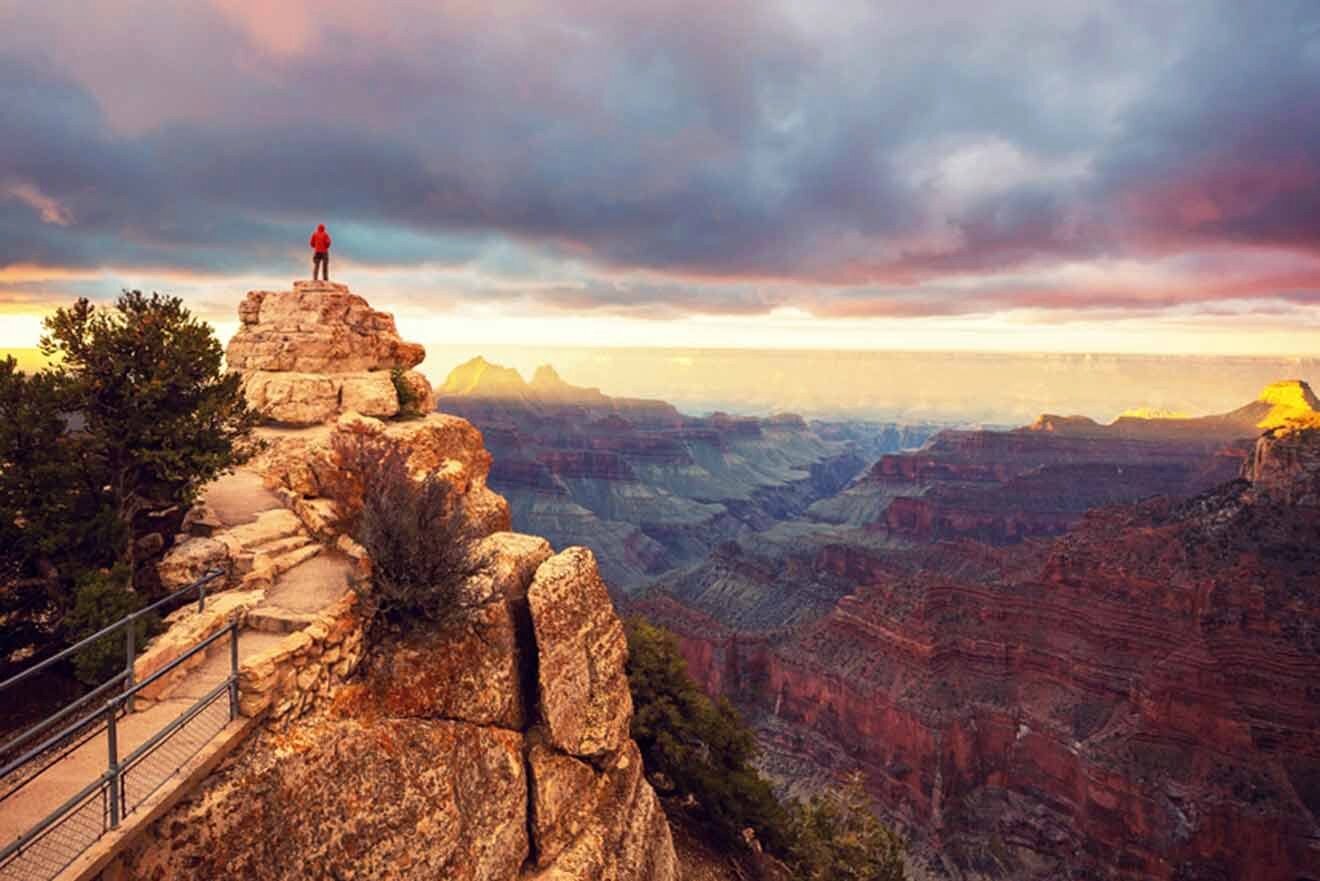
1, 1, 1318, 354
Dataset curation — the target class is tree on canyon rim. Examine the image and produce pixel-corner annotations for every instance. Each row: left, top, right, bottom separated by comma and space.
625, 618, 908, 880
0, 291, 258, 681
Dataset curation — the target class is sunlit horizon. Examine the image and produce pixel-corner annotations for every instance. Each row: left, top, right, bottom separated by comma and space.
4, 0, 1320, 362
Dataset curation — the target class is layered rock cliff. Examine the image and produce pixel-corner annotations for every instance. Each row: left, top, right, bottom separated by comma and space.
116, 538, 677, 880
108, 284, 677, 880
641, 391, 1320, 881
227, 280, 434, 425
805, 383, 1296, 539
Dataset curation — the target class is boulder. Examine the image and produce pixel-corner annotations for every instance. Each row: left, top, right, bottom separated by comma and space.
156, 536, 230, 590
256, 413, 510, 536
526, 547, 632, 758
227, 283, 425, 374
398, 369, 436, 415
340, 372, 400, 418
242, 372, 339, 425
527, 740, 677, 880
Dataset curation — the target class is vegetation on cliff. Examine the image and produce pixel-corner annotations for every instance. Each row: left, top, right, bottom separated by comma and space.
323, 425, 471, 632
0, 292, 257, 680
625, 618, 908, 880
390, 366, 425, 419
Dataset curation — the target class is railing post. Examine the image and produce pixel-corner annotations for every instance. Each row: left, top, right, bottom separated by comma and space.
106, 702, 121, 828
124, 621, 136, 714
228, 619, 240, 721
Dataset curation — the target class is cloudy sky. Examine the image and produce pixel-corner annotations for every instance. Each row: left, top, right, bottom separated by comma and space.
2, 0, 1319, 354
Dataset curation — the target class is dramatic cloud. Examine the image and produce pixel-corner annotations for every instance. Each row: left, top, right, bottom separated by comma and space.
1, 0, 1318, 333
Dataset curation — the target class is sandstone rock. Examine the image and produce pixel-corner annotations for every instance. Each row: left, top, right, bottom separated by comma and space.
340, 372, 400, 418
527, 744, 599, 866
527, 547, 632, 758
227, 282, 427, 426
156, 536, 230, 590
227, 508, 305, 551
398, 369, 436, 414
114, 719, 528, 880
116, 355, 675, 880
1248, 423, 1320, 504
359, 533, 551, 729
380, 413, 495, 488
182, 502, 223, 537
227, 283, 425, 374
242, 372, 340, 425
527, 740, 677, 880
255, 412, 511, 535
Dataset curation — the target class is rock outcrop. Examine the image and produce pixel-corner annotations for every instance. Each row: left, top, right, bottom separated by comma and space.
109, 393, 676, 879
112, 540, 677, 880
251, 409, 512, 541
89, 277, 685, 881
227, 280, 434, 425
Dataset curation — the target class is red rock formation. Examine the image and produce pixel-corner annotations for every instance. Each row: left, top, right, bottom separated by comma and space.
852, 396, 1259, 544
651, 418, 1320, 881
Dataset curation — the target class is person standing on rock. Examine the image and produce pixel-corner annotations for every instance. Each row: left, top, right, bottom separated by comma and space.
309, 223, 332, 281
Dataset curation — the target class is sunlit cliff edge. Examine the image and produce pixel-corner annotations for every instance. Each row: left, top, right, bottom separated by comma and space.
98, 282, 678, 880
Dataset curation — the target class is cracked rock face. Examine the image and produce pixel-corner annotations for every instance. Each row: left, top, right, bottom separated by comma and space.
527, 547, 633, 759
226, 280, 434, 425
108, 538, 676, 881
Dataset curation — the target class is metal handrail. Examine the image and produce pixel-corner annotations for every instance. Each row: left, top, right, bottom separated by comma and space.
0, 775, 108, 870
0, 624, 237, 788
0, 619, 241, 877
0, 568, 225, 697
0, 670, 129, 762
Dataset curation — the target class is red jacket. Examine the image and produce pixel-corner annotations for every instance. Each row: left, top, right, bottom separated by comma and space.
310, 227, 331, 252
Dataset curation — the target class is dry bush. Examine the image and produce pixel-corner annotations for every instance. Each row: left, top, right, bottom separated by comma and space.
323, 426, 473, 629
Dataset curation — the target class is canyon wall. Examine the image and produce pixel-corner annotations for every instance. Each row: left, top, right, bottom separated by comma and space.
640, 386, 1320, 881
435, 357, 939, 589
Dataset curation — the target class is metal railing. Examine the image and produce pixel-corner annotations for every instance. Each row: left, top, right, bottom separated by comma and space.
0, 568, 224, 777
0, 570, 236, 881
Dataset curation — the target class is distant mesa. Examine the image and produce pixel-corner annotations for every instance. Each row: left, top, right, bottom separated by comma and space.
226, 279, 434, 426
1254, 378, 1320, 430
1025, 380, 1320, 440
437, 356, 680, 425
438, 355, 531, 398
1117, 407, 1192, 420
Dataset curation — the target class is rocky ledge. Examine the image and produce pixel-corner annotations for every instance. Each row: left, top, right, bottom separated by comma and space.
227, 280, 434, 425
109, 399, 676, 879
112, 538, 677, 880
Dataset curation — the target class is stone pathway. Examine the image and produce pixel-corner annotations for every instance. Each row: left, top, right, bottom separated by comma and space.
0, 699, 195, 845
156, 466, 354, 700
200, 469, 283, 528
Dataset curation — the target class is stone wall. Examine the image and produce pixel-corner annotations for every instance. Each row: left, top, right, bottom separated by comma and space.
131, 586, 366, 728
237, 592, 366, 726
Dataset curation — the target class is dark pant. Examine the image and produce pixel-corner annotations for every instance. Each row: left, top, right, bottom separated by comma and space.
312, 251, 329, 280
